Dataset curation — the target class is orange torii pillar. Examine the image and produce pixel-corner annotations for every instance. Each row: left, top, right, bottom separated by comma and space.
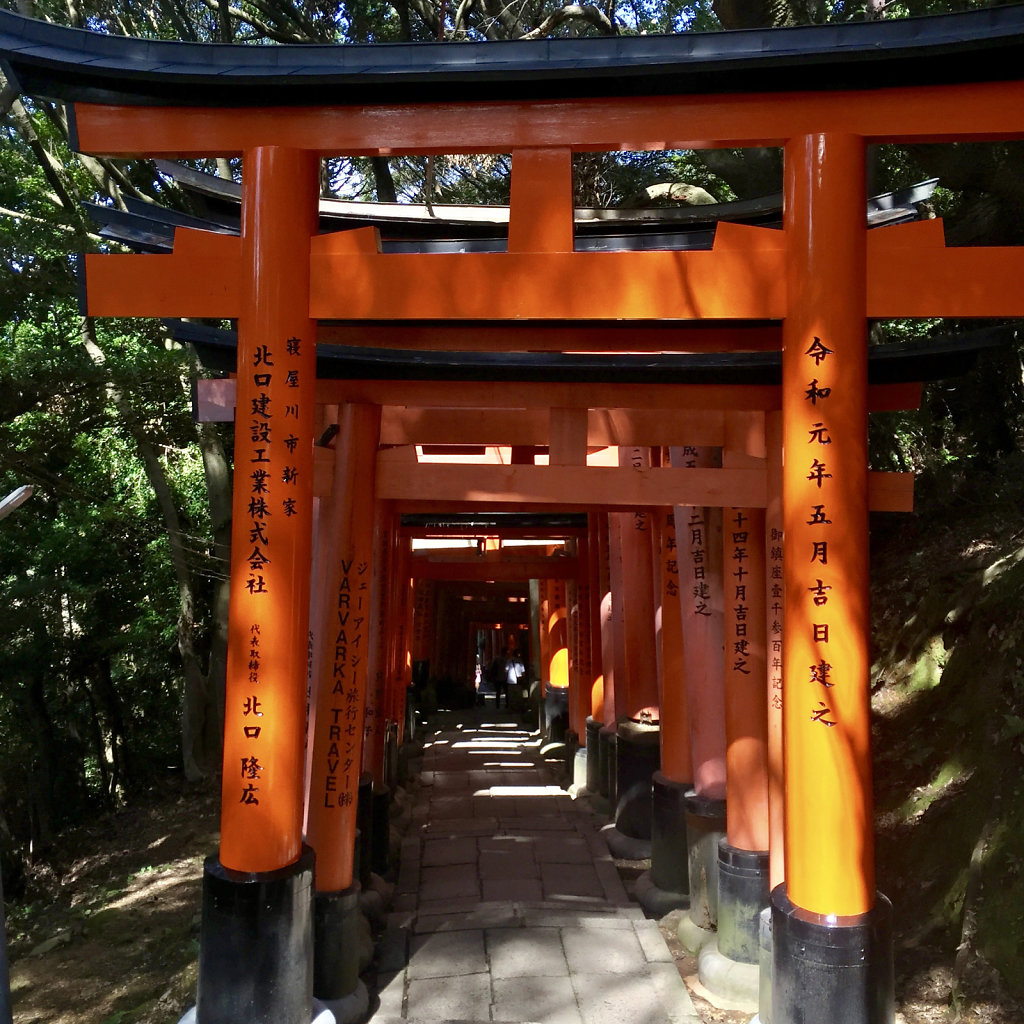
304, 403, 380, 1019
542, 575, 570, 741
567, 530, 597, 791
607, 447, 662, 853
773, 133, 893, 1024
361, 504, 394, 878
381, 532, 412, 788
411, 578, 434, 702
637, 503, 694, 916
197, 148, 319, 1024
671, 445, 729, 953
596, 511, 619, 804
584, 511, 607, 795
700, 504, 770, 999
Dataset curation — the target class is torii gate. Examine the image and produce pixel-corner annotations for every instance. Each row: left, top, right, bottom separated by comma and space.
6, 7, 1024, 1023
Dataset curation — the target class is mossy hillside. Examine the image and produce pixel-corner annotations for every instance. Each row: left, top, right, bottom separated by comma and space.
871, 476, 1024, 1000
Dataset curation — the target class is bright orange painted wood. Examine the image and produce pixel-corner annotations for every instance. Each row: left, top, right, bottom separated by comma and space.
783, 133, 874, 917
362, 504, 393, 785
304, 403, 380, 893
85, 228, 241, 317
617, 447, 661, 718
409, 555, 581, 581
569, 533, 594, 736
373, 461, 767, 508
308, 247, 784, 321
197, 380, 921, 429
723, 507, 769, 852
313, 378, 919, 414
72, 81, 1024, 159
655, 506, 691, 784
867, 220, 1024, 317
509, 148, 574, 253
548, 579, 570, 690
219, 146, 319, 874
607, 513, 631, 721
765, 412, 786, 890
596, 513, 616, 724
671, 445, 727, 800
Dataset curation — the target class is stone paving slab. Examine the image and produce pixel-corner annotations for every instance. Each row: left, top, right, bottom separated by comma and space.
486, 927, 567, 978
571, 970, 680, 1024
405, 973, 491, 1020
541, 862, 605, 900
482, 877, 544, 902
491, 975, 583, 1024
419, 864, 481, 901
561, 925, 647, 975
422, 836, 477, 866
407, 930, 487, 979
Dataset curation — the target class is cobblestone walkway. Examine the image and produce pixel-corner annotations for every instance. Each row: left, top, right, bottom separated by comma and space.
370, 707, 700, 1024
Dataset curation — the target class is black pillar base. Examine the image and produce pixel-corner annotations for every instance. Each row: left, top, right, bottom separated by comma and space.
384, 722, 400, 791
585, 717, 603, 793
614, 719, 660, 840
771, 884, 894, 1024
651, 772, 692, 895
371, 784, 391, 876
597, 722, 617, 802
196, 847, 314, 1024
685, 791, 727, 931
313, 883, 362, 1001
544, 685, 570, 742
717, 842, 770, 964
356, 773, 374, 890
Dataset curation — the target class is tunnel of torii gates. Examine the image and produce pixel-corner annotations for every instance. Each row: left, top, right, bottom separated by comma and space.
7, 5, 1024, 1023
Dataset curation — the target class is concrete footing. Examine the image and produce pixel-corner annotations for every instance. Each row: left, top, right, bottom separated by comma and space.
317, 982, 368, 1024
695, 842, 768, 1009
697, 941, 760, 1011
194, 847, 315, 1024
681, 791, 726, 951
758, 906, 773, 1024
634, 869, 690, 919
771, 885, 894, 1024
600, 821, 652, 860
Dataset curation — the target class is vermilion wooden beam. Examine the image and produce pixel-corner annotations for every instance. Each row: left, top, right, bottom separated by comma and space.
308, 223, 785, 320
71, 81, 1024, 158
85, 228, 241, 317
197, 378, 922, 422
85, 215, 1024, 323
411, 555, 581, 581
376, 462, 766, 508
316, 323, 784, 353
346, 456, 913, 511
868, 219, 1024, 317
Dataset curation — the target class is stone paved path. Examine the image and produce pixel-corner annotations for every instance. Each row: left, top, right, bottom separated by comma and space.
371, 706, 700, 1024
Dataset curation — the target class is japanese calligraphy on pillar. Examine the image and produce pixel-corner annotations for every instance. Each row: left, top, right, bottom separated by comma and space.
630, 446, 649, 536
322, 558, 370, 810
362, 516, 391, 778
724, 508, 767, 691
227, 327, 313, 823
767, 523, 784, 712
803, 338, 837, 729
